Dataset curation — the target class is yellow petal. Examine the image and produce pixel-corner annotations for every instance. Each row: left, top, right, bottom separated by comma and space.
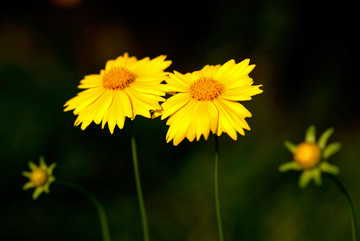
192, 101, 218, 141
161, 92, 191, 120
92, 90, 114, 124
166, 100, 196, 145
130, 80, 166, 96
213, 59, 236, 80
213, 98, 252, 140
165, 71, 192, 93
64, 87, 104, 113
78, 75, 102, 89
221, 84, 263, 101
102, 91, 130, 133
125, 87, 164, 119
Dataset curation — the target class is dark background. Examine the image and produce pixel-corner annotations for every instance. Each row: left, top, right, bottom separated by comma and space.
1, 0, 359, 240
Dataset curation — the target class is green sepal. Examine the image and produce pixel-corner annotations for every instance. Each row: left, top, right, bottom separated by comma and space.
318, 127, 334, 150
47, 163, 57, 175
39, 156, 47, 170
319, 161, 340, 175
305, 125, 316, 143
284, 141, 297, 154
312, 168, 322, 186
32, 187, 44, 200
279, 161, 302, 172
28, 161, 38, 171
23, 181, 35, 190
323, 142, 342, 159
22, 171, 31, 178
299, 170, 313, 189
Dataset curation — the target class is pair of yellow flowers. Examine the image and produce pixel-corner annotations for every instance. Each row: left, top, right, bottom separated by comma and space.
64, 53, 263, 145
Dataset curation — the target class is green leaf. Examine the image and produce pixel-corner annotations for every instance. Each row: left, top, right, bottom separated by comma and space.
318, 128, 334, 150
299, 170, 312, 189
284, 141, 297, 153
279, 161, 302, 172
323, 142, 342, 159
28, 161, 38, 171
320, 161, 340, 175
305, 125, 316, 143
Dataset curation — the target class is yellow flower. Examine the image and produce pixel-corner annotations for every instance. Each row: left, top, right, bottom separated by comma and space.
22, 156, 56, 200
64, 53, 172, 134
279, 125, 341, 188
160, 59, 263, 146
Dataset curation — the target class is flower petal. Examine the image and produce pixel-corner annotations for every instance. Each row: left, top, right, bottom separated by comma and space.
165, 71, 192, 93
161, 92, 191, 120
64, 87, 105, 114
78, 75, 102, 89
166, 100, 197, 145
125, 87, 164, 119
102, 90, 130, 133
221, 84, 263, 101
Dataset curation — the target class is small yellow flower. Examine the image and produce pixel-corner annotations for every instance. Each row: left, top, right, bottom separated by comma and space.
161, 59, 263, 146
293, 142, 321, 169
22, 156, 56, 200
64, 53, 172, 134
279, 125, 341, 188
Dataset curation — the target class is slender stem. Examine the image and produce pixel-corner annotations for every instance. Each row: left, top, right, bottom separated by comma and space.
326, 174, 358, 241
130, 126, 150, 241
214, 135, 225, 241
56, 179, 111, 241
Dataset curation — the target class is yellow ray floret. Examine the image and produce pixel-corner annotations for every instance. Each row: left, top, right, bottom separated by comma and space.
64, 53, 172, 134
161, 59, 263, 146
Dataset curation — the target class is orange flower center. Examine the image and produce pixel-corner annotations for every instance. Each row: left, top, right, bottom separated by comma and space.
294, 142, 321, 169
190, 78, 224, 101
30, 168, 48, 186
102, 67, 136, 90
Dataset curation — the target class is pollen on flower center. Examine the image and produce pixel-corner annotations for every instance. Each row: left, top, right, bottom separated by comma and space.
190, 77, 224, 101
102, 67, 136, 90
294, 142, 321, 169
30, 168, 48, 186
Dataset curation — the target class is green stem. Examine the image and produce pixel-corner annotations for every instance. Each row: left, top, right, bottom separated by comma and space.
326, 174, 358, 241
130, 127, 150, 241
214, 135, 225, 241
56, 180, 111, 241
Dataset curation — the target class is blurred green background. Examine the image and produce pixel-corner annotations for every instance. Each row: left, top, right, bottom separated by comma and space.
1, 0, 359, 240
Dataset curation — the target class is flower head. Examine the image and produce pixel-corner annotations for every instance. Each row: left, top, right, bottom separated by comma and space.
64, 53, 172, 134
22, 156, 56, 200
279, 125, 341, 188
160, 59, 263, 146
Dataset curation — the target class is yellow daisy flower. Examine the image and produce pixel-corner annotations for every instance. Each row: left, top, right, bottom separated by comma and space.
279, 125, 341, 188
64, 53, 172, 134
22, 156, 56, 200
161, 59, 263, 146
